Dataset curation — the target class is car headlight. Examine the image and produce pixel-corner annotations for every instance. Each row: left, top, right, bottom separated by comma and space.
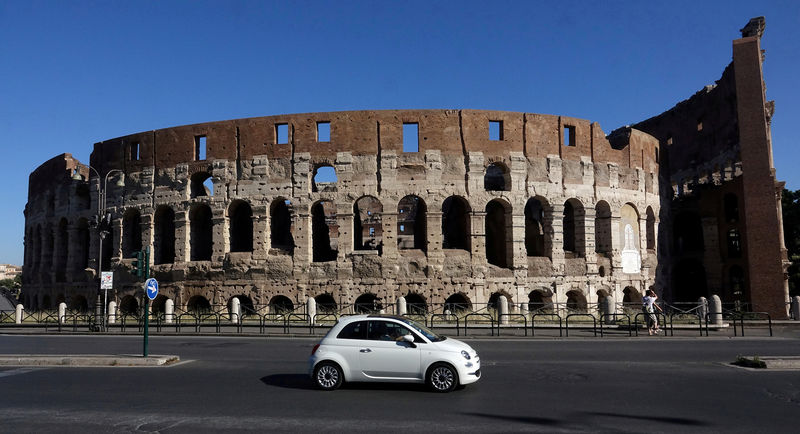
461, 350, 471, 360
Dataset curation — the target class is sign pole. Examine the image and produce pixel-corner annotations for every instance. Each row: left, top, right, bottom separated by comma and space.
143, 296, 150, 357
142, 248, 157, 358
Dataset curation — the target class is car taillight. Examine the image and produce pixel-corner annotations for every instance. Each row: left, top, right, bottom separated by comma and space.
311, 344, 320, 355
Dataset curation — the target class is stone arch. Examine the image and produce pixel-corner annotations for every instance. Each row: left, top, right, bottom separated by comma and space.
563, 198, 585, 257
69, 295, 89, 312
620, 203, 641, 274
485, 199, 512, 268
622, 286, 643, 306
484, 162, 510, 191
354, 293, 382, 313
229, 200, 253, 253
397, 195, 427, 251
230, 294, 255, 317
312, 165, 337, 192
269, 295, 294, 314
442, 196, 471, 251
152, 294, 168, 314
270, 198, 294, 252
123, 208, 142, 257
311, 200, 338, 262
444, 292, 472, 313
190, 171, 213, 198
594, 201, 612, 254
488, 291, 513, 311
154, 206, 176, 264
525, 197, 547, 257
353, 196, 383, 252
528, 289, 553, 313
646, 206, 656, 250
596, 287, 612, 313
189, 203, 213, 261
314, 293, 337, 313
187, 295, 212, 313
405, 292, 427, 314
565, 289, 587, 312
119, 295, 139, 316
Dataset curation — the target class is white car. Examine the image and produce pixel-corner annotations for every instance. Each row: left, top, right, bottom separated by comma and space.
309, 314, 481, 392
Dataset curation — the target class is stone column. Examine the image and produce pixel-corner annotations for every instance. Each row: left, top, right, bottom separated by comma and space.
212, 208, 227, 262
550, 202, 565, 272
336, 203, 353, 260
396, 296, 407, 316
498, 295, 509, 325
381, 211, 399, 258
252, 205, 268, 260
230, 297, 240, 324
511, 211, 526, 270
471, 210, 487, 264
141, 213, 154, 259
111, 217, 123, 262
165, 299, 175, 324
294, 210, 312, 265
583, 207, 597, 271
174, 210, 189, 263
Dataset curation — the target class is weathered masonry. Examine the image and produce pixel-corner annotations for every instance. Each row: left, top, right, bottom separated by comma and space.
22, 17, 789, 318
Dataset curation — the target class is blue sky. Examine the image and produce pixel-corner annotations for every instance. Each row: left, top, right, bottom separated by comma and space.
1, 0, 799, 266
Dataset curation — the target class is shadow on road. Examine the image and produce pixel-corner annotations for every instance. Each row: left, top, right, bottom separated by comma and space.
580, 411, 710, 427
462, 412, 562, 427
260, 374, 316, 390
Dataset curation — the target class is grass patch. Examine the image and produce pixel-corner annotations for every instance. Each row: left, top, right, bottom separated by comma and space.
732, 355, 766, 369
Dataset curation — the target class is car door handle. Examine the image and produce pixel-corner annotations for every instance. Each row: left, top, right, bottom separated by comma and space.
359, 348, 372, 353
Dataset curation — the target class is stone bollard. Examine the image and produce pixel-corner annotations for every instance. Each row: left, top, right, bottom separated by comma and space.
602, 296, 616, 323
307, 297, 317, 325
108, 301, 117, 325
58, 302, 66, 325
230, 297, 240, 324
15, 304, 23, 324
519, 302, 528, 319
710, 295, 723, 325
396, 297, 407, 316
498, 295, 509, 325
165, 299, 174, 324
698, 297, 708, 322
790, 295, 800, 321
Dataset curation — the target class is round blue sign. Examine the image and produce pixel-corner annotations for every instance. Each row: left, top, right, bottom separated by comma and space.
144, 278, 159, 301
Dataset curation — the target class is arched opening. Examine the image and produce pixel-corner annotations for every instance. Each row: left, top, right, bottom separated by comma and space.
405, 292, 427, 315
484, 162, 510, 191
622, 286, 643, 311
269, 295, 294, 314
76, 183, 91, 210
55, 218, 68, 282
726, 229, 742, 258
76, 219, 90, 271
353, 196, 383, 252
728, 266, 746, 302
724, 193, 739, 223
563, 199, 585, 257
229, 200, 253, 253
270, 199, 294, 252
123, 208, 142, 257
485, 199, 512, 268
154, 206, 175, 265
673, 212, 704, 254
397, 196, 427, 251
594, 201, 612, 255
152, 294, 168, 315
442, 196, 471, 251
444, 293, 472, 314
672, 259, 708, 302
69, 295, 89, 312
42, 226, 54, 274
190, 172, 213, 197
646, 206, 656, 250
311, 200, 338, 262
565, 290, 587, 312
312, 165, 337, 192
190, 204, 213, 261
187, 295, 212, 314
119, 295, 139, 316
488, 291, 512, 312
620, 203, 641, 274
528, 290, 553, 313
525, 198, 546, 257
315, 293, 337, 313
231, 295, 255, 317
596, 288, 611, 314
354, 293, 381, 313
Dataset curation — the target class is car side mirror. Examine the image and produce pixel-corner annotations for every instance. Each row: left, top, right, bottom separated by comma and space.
402, 334, 416, 347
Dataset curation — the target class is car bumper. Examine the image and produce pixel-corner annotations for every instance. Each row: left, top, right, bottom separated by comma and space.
457, 357, 481, 385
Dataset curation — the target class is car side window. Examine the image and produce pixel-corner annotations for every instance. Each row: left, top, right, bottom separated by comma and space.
336, 321, 367, 340
367, 321, 421, 342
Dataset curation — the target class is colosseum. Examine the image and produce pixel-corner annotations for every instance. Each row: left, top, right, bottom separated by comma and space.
22, 17, 790, 319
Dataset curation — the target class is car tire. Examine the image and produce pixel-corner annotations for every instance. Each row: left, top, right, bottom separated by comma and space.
313, 361, 343, 391
426, 363, 458, 393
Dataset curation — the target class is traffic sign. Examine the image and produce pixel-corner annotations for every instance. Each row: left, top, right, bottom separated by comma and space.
100, 272, 113, 290
144, 278, 159, 301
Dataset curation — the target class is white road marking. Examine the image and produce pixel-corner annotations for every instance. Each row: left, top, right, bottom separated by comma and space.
0, 368, 43, 378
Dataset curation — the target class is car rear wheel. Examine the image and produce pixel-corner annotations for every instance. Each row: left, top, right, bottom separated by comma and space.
314, 361, 343, 391
427, 363, 458, 393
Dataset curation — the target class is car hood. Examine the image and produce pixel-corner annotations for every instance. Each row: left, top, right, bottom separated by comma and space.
430, 337, 475, 354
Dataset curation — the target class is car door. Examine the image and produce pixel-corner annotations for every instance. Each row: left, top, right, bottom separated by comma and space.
331, 320, 368, 380
358, 320, 422, 379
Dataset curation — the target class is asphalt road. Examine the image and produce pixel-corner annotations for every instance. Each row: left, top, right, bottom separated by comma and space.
1, 334, 799, 433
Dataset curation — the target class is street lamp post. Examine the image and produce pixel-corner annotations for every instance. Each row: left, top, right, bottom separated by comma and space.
73, 166, 125, 331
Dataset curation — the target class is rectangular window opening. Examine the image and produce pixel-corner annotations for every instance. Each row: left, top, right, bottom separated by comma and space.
195, 136, 207, 161
130, 142, 140, 161
403, 123, 419, 152
276, 123, 289, 145
489, 120, 503, 141
563, 125, 576, 147
317, 121, 330, 142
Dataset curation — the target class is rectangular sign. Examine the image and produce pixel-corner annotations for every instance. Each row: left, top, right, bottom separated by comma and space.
100, 271, 113, 290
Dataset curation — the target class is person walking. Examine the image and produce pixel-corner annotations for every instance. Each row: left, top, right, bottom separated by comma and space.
642, 289, 663, 335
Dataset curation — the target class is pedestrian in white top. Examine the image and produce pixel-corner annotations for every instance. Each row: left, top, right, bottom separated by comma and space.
642, 289, 663, 335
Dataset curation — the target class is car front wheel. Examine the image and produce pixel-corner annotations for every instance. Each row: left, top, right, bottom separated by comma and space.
314, 361, 343, 391
427, 363, 458, 393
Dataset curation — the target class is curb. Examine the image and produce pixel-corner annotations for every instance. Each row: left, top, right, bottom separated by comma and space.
0, 354, 180, 367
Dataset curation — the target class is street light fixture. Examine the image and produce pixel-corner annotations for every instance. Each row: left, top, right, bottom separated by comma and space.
72, 166, 125, 331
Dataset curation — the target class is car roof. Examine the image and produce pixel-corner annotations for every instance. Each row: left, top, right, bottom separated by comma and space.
337, 314, 406, 324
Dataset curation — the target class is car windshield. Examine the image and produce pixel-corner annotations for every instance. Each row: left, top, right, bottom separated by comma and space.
396, 317, 445, 342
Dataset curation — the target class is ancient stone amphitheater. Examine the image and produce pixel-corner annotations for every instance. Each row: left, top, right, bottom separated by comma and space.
22, 18, 790, 318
